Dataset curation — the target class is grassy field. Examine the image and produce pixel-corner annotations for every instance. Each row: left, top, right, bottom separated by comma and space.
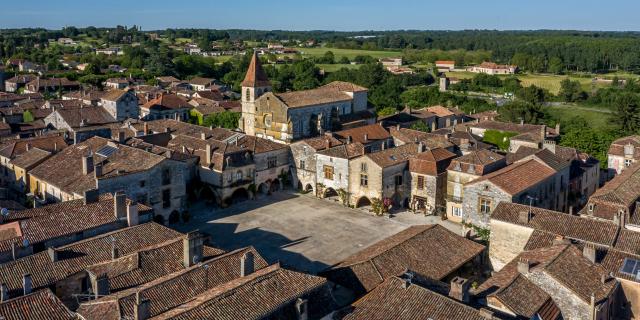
545, 104, 614, 130
445, 71, 614, 94
316, 63, 361, 72
298, 47, 402, 60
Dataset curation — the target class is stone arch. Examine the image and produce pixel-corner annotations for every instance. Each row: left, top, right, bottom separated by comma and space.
153, 214, 165, 225
297, 181, 303, 191
356, 196, 372, 208
304, 184, 314, 193
324, 187, 338, 198
224, 187, 249, 206
169, 210, 180, 224
270, 179, 282, 192
258, 182, 269, 195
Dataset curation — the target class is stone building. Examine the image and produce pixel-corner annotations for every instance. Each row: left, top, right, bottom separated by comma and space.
489, 202, 640, 319
389, 126, 454, 152
322, 225, 485, 297
474, 244, 618, 320
466, 120, 559, 153
139, 93, 192, 121
315, 141, 365, 201
348, 143, 423, 209
607, 135, 640, 176
44, 106, 118, 133
28, 136, 191, 220
462, 151, 570, 228
408, 148, 456, 214
0, 289, 80, 320
99, 89, 139, 121
290, 134, 343, 195
445, 150, 506, 224
240, 52, 374, 143
580, 161, 640, 230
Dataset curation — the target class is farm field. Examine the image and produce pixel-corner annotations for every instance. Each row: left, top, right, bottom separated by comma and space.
316, 63, 360, 72
445, 71, 619, 94
298, 47, 402, 59
545, 104, 614, 130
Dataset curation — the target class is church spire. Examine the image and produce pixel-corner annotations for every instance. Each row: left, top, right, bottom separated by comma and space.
241, 51, 271, 87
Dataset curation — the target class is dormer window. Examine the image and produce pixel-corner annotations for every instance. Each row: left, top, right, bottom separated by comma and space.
588, 203, 594, 212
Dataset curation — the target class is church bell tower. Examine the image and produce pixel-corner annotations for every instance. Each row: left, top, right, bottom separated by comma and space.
241, 52, 272, 136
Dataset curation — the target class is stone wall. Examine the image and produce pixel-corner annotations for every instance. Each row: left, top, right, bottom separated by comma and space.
317, 154, 350, 197
463, 181, 513, 228
290, 142, 318, 193
488, 220, 534, 271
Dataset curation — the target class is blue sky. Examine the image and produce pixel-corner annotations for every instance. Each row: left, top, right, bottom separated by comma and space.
1, 0, 638, 31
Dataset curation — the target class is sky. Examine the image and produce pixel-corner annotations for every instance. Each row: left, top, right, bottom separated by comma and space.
1, 0, 638, 31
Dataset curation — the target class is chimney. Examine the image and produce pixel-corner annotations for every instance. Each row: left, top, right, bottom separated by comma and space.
114, 192, 127, 219
54, 142, 58, 152
555, 123, 560, 134
460, 138, 470, 150
396, 124, 400, 131
183, 231, 204, 268
127, 202, 139, 227
448, 277, 470, 303
118, 130, 125, 143
552, 235, 570, 246
240, 251, 255, 277
517, 258, 530, 274
295, 298, 308, 320
93, 274, 110, 298
520, 119, 524, 126
518, 211, 530, 224
111, 245, 119, 260
83, 189, 99, 205
82, 153, 94, 175
363, 134, 368, 142
164, 127, 170, 133
381, 141, 386, 150
134, 291, 151, 320
205, 144, 212, 165
47, 247, 58, 262
0, 283, 8, 302
94, 164, 103, 178
346, 135, 352, 144
601, 273, 609, 284
22, 274, 32, 295
540, 125, 546, 140
418, 142, 424, 153
11, 242, 17, 261
25, 143, 31, 151
143, 122, 149, 135
583, 244, 597, 263
431, 121, 437, 132
201, 132, 206, 140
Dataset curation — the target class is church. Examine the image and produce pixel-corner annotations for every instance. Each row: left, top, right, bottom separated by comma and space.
240, 52, 376, 144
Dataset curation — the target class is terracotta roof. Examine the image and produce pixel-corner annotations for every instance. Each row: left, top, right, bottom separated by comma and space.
476, 244, 616, 304
100, 89, 131, 102
188, 77, 214, 86
0, 289, 79, 320
0, 135, 67, 159
273, 84, 353, 108
448, 149, 505, 175
491, 202, 620, 247
426, 105, 463, 117
50, 106, 117, 128
435, 60, 456, 65
8, 148, 52, 169
488, 274, 558, 319
342, 276, 489, 320
366, 143, 422, 168
78, 247, 268, 320
608, 135, 640, 158
316, 142, 365, 159
193, 90, 224, 101
323, 225, 484, 294
389, 127, 453, 150
155, 76, 180, 83
409, 148, 456, 175
30, 136, 167, 196
466, 159, 556, 195
296, 135, 343, 151
142, 93, 192, 111
335, 124, 390, 145
514, 148, 570, 172
581, 162, 640, 221
0, 223, 182, 297
241, 52, 271, 87
0, 194, 153, 258
321, 81, 367, 92
150, 264, 334, 320
470, 120, 545, 135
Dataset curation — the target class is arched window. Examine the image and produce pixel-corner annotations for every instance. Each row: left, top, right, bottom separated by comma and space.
245, 88, 251, 101
264, 114, 272, 127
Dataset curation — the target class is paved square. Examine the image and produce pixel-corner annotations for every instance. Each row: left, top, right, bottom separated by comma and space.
176, 191, 460, 274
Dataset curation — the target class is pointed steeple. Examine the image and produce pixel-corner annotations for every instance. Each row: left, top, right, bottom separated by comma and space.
242, 52, 271, 87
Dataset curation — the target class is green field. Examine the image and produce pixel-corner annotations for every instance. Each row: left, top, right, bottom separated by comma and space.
298, 47, 402, 60
316, 63, 361, 72
545, 104, 614, 130
445, 71, 618, 94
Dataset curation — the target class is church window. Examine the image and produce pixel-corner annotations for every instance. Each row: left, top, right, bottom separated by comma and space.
245, 89, 251, 101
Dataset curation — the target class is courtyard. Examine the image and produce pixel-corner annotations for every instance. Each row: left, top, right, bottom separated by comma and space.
176, 190, 462, 274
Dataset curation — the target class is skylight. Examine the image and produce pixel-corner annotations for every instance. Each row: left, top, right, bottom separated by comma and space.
620, 258, 640, 280
96, 145, 118, 158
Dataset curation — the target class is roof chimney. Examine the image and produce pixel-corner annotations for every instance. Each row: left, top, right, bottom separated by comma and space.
518, 211, 530, 224
25, 143, 31, 151
449, 277, 470, 303
82, 153, 94, 175
143, 122, 149, 135
363, 133, 368, 142
241, 251, 255, 277
183, 231, 204, 268
22, 274, 32, 295
201, 132, 206, 140
517, 258, 530, 274
118, 130, 125, 143
47, 247, 58, 262
295, 298, 308, 320
83, 189, 99, 205
134, 291, 151, 320
127, 202, 139, 227
94, 164, 103, 178
418, 142, 424, 153
114, 191, 127, 219
520, 119, 524, 126
0, 283, 8, 302
346, 135, 352, 144
583, 244, 596, 264
205, 144, 212, 165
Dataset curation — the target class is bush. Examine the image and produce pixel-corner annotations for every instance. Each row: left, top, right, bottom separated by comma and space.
482, 130, 518, 151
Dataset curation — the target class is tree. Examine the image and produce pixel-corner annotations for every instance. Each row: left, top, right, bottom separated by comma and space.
409, 121, 430, 132
517, 85, 547, 105
613, 92, 640, 134
548, 57, 563, 74
202, 111, 242, 129
22, 110, 34, 123
498, 101, 545, 124
559, 79, 586, 102
339, 56, 350, 64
